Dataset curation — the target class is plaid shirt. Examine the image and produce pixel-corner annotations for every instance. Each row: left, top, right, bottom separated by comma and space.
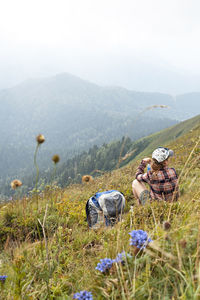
136, 160, 179, 201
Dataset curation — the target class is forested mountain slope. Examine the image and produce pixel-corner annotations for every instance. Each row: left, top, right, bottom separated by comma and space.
52, 114, 200, 188
1, 114, 199, 199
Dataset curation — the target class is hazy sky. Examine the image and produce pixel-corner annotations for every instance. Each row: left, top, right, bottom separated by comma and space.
1, 0, 200, 91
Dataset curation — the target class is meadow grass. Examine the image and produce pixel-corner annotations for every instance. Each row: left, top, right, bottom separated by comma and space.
0, 125, 199, 299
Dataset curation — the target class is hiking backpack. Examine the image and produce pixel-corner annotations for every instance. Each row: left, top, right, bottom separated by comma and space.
86, 190, 125, 228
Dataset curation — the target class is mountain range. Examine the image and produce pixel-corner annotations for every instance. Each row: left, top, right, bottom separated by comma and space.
0, 72, 200, 196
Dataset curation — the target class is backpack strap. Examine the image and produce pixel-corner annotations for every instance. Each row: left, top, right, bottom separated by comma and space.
91, 196, 102, 211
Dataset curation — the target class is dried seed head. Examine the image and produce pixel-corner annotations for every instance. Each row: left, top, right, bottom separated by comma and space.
36, 134, 45, 144
163, 221, 171, 231
159, 105, 168, 108
145, 105, 169, 112
52, 154, 60, 164
179, 239, 187, 249
149, 104, 169, 109
82, 175, 93, 184
11, 179, 22, 190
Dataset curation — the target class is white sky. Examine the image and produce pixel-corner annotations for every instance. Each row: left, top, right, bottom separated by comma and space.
1, 0, 200, 90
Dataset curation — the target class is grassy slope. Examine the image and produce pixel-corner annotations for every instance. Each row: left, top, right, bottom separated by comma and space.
0, 117, 199, 299
121, 114, 200, 166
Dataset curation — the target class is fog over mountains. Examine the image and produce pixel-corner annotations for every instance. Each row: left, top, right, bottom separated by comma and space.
76, 59, 200, 95
0, 72, 200, 190
2, 60, 200, 95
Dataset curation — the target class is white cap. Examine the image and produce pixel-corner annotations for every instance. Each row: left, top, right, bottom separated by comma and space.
152, 147, 174, 163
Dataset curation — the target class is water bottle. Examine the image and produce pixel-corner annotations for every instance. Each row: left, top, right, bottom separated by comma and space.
147, 164, 151, 172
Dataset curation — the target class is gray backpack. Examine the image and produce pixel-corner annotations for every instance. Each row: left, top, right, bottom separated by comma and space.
86, 190, 125, 228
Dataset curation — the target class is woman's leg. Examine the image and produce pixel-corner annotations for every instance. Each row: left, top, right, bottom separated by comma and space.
132, 179, 149, 205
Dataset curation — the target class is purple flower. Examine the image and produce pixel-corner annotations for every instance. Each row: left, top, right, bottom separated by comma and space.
95, 258, 114, 273
113, 251, 126, 263
129, 230, 152, 249
73, 290, 93, 299
113, 251, 133, 264
0, 275, 8, 282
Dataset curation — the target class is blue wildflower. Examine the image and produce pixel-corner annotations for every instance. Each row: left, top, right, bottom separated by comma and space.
0, 275, 7, 282
95, 258, 114, 273
129, 230, 152, 249
113, 251, 126, 263
73, 290, 93, 299
113, 251, 133, 264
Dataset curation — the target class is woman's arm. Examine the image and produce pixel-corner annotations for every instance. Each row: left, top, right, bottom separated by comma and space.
136, 158, 151, 183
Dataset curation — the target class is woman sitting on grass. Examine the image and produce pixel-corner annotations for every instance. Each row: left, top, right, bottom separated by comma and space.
132, 147, 179, 205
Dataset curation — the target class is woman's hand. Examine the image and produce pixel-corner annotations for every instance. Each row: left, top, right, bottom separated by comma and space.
142, 157, 151, 163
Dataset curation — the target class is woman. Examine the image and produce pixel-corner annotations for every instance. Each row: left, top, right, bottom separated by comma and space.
132, 147, 179, 205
